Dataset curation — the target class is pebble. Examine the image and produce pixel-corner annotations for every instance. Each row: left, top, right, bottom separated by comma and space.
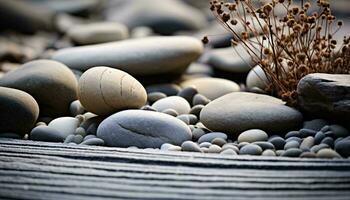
329, 125, 349, 138
147, 92, 167, 104
284, 141, 300, 150
176, 115, 190, 125
80, 138, 105, 146
238, 142, 249, 149
199, 142, 212, 148
181, 141, 202, 152
162, 109, 178, 117
30, 126, 65, 142
52, 36, 203, 77
72, 135, 84, 144
310, 144, 330, 153
285, 137, 302, 144
0, 60, 77, 117
222, 144, 239, 153
64, 134, 75, 144
200, 92, 303, 135
69, 100, 85, 117
192, 94, 211, 106
253, 142, 275, 150
177, 86, 198, 105
67, 22, 129, 45
141, 105, 157, 112
78, 66, 147, 115
211, 138, 227, 147
281, 148, 302, 157
198, 132, 228, 144
47, 117, 80, 138
285, 131, 300, 138
299, 129, 317, 138
220, 148, 237, 155
239, 144, 263, 156
246, 66, 269, 90
268, 136, 286, 150
262, 149, 276, 156
275, 150, 285, 156
152, 96, 191, 115
321, 137, 334, 148
83, 134, 96, 141
238, 129, 268, 143
97, 110, 192, 148
302, 119, 328, 131
208, 144, 222, 153
314, 131, 326, 145
160, 143, 181, 151
335, 139, 350, 157
320, 125, 330, 133
181, 77, 240, 100
189, 105, 204, 118
316, 149, 342, 159
300, 152, 317, 158
0, 87, 39, 135
192, 128, 206, 141
299, 136, 315, 151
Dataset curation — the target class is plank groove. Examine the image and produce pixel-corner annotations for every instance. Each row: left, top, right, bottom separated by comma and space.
1, 139, 350, 199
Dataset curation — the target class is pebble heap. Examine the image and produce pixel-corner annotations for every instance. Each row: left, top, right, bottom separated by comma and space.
0, 0, 349, 160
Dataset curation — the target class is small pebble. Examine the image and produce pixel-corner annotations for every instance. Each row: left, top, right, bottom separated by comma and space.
83, 134, 96, 141
162, 109, 178, 117
275, 150, 285, 156
281, 148, 302, 157
70, 100, 85, 116
222, 144, 239, 153
314, 131, 325, 145
192, 94, 210, 106
147, 92, 167, 103
299, 136, 315, 151
199, 142, 212, 148
299, 129, 317, 138
285, 137, 302, 144
300, 151, 317, 158
239, 144, 263, 155
321, 137, 334, 148
177, 86, 198, 105
192, 128, 206, 141
181, 141, 202, 152
238, 142, 249, 149
320, 125, 330, 133
198, 132, 227, 144
141, 105, 157, 111
316, 148, 342, 159
176, 115, 190, 125
310, 143, 329, 153
220, 148, 237, 155
80, 138, 105, 146
262, 149, 276, 156
74, 127, 86, 137
211, 138, 227, 147
200, 147, 209, 153
335, 139, 350, 157
237, 129, 268, 143
253, 141, 275, 150
64, 134, 75, 144
189, 105, 204, 118
208, 144, 222, 153
268, 136, 285, 150
284, 140, 300, 150
285, 131, 300, 138
73, 135, 84, 144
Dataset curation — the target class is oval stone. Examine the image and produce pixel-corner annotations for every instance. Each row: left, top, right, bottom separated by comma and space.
0, 60, 77, 117
238, 129, 268, 143
97, 110, 192, 148
200, 92, 303, 135
181, 77, 239, 100
0, 87, 39, 135
152, 96, 191, 115
78, 67, 147, 115
51, 36, 203, 76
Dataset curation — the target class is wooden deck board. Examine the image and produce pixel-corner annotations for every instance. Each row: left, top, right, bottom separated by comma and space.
1, 139, 350, 199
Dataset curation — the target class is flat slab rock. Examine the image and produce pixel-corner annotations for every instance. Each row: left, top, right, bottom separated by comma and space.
297, 73, 350, 123
1, 139, 350, 200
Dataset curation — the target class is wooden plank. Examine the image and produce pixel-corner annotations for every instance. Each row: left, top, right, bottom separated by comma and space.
1, 139, 350, 200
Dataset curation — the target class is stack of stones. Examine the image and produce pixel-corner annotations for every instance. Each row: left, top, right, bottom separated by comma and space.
0, 0, 349, 159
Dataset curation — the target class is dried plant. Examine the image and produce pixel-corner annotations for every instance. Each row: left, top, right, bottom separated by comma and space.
207, 0, 350, 106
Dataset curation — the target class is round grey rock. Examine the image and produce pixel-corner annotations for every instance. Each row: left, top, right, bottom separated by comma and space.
152, 96, 191, 115
181, 141, 202, 152
238, 129, 268, 143
239, 144, 263, 155
198, 132, 227, 144
97, 110, 192, 148
200, 92, 303, 136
